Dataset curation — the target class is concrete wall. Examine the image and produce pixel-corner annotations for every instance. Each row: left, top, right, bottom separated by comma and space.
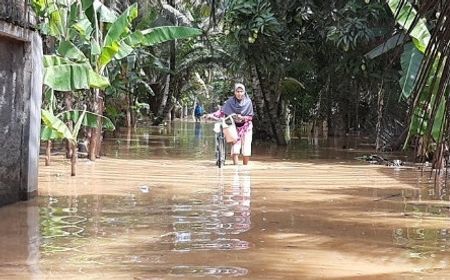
0, 20, 43, 206
0, 0, 36, 28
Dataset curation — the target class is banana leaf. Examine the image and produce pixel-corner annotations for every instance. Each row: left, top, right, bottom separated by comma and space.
72, 18, 93, 39
404, 58, 444, 145
98, 4, 138, 70
41, 109, 74, 142
399, 43, 423, 100
44, 55, 109, 91
59, 110, 116, 131
364, 33, 405, 59
57, 41, 88, 62
387, 0, 430, 53
82, 0, 117, 26
72, 108, 87, 140
138, 26, 202, 47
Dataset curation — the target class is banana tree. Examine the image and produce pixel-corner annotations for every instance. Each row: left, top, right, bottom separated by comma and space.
384, 0, 450, 167
41, 103, 115, 176
32, 0, 202, 160
364, 0, 447, 162
42, 108, 85, 176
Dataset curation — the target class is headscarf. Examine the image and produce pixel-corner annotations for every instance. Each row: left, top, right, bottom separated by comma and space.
222, 83, 254, 116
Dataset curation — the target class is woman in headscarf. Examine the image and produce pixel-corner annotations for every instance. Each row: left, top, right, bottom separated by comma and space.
209, 83, 254, 165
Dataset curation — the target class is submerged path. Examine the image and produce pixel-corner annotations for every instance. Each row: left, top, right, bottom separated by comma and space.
1, 122, 450, 279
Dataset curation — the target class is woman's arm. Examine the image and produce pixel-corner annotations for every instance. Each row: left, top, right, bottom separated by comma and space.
243, 115, 253, 122
236, 115, 252, 122
206, 109, 224, 120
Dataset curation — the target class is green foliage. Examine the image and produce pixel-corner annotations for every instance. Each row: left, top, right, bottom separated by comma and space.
41, 109, 74, 142
99, 3, 139, 71
138, 26, 203, 47
34, 0, 202, 94
364, 33, 405, 59
104, 105, 125, 126
399, 43, 423, 100
41, 107, 114, 142
60, 110, 116, 131
57, 41, 88, 62
327, 0, 385, 52
405, 58, 444, 144
387, 0, 430, 53
43, 55, 110, 91
224, 0, 281, 60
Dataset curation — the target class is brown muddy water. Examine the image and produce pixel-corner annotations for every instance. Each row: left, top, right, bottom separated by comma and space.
2, 121, 450, 279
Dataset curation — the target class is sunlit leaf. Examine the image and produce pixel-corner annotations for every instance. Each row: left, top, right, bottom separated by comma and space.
387, 0, 430, 52
41, 109, 74, 142
399, 43, 423, 100
138, 26, 202, 47
59, 110, 116, 131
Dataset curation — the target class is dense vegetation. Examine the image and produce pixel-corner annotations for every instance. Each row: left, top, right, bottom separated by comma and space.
31, 0, 450, 172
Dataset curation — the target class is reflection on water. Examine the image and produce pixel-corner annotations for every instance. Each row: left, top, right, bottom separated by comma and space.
194, 122, 202, 142
6, 120, 450, 278
168, 171, 251, 252
30, 164, 253, 278
169, 265, 248, 277
102, 122, 214, 160
102, 121, 400, 161
387, 174, 450, 262
0, 201, 42, 279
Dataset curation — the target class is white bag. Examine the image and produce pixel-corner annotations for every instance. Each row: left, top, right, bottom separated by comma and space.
222, 118, 238, 143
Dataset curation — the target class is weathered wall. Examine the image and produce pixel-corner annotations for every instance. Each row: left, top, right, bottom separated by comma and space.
0, 19, 43, 206
0, 36, 25, 204
0, 0, 36, 28
25, 29, 43, 201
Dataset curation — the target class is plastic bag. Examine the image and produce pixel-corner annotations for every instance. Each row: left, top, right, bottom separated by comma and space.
222, 118, 238, 143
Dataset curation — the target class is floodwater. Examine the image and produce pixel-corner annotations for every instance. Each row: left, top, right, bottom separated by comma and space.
2, 121, 450, 279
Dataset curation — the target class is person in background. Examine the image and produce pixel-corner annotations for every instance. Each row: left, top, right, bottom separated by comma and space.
194, 103, 204, 122
209, 83, 254, 165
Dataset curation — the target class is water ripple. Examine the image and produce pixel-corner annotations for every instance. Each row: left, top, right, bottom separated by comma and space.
169, 265, 248, 277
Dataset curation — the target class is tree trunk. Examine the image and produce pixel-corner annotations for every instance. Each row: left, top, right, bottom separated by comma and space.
65, 92, 73, 159
89, 3, 104, 161
433, 141, 447, 170
45, 140, 51, 166
126, 92, 133, 128
70, 142, 77, 176
355, 83, 360, 133
376, 81, 384, 152
251, 65, 272, 139
154, 0, 176, 125
312, 84, 324, 137
153, 74, 171, 125
89, 89, 104, 160
126, 127, 132, 149
159, 39, 177, 124
254, 64, 290, 145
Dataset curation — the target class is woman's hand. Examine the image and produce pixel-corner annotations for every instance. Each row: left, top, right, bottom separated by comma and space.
237, 115, 252, 123
236, 114, 244, 122
206, 113, 220, 121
